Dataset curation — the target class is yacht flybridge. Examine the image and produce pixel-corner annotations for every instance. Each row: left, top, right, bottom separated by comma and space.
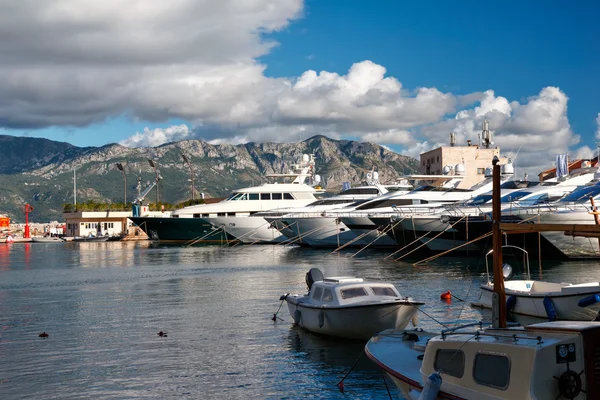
130, 154, 325, 243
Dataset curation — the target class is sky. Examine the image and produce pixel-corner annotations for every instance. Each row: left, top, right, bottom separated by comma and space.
1, 0, 599, 175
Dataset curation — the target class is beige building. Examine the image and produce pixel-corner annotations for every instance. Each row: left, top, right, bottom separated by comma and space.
419, 122, 508, 189
63, 209, 169, 238
419, 145, 507, 189
64, 211, 133, 237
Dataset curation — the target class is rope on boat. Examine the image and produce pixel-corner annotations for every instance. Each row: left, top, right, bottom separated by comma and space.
350, 219, 404, 258
336, 348, 365, 393
276, 224, 329, 247
186, 227, 228, 247
328, 228, 374, 255
379, 368, 394, 400
226, 220, 272, 248
412, 231, 493, 265
395, 216, 466, 262
384, 222, 436, 260
406, 300, 449, 329
271, 297, 285, 322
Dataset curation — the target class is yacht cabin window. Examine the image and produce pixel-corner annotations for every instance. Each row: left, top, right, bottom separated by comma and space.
473, 353, 510, 390
434, 349, 465, 378
340, 287, 368, 299
202, 214, 209, 218
261, 193, 271, 200
249, 193, 259, 200
370, 287, 397, 297
217, 213, 226, 217
322, 289, 333, 302
312, 286, 323, 300
272, 193, 282, 200
193, 214, 200, 218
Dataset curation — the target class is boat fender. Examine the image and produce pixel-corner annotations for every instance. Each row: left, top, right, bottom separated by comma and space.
543, 296, 557, 321
418, 372, 442, 400
506, 295, 517, 313
318, 310, 325, 328
411, 313, 419, 327
293, 309, 301, 325
578, 293, 600, 308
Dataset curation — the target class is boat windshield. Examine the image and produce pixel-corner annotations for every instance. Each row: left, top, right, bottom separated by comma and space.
558, 185, 600, 203
464, 194, 492, 205
500, 191, 531, 203
306, 199, 356, 207
338, 188, 380, 195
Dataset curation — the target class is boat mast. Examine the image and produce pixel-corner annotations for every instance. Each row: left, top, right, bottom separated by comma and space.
491, 155, 506, 328
73, 167, 77, 209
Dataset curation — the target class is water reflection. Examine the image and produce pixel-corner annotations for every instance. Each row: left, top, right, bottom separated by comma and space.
1, 242, 600, 399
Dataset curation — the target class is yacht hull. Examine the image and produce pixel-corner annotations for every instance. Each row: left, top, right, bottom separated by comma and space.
475, 282, 600, 320
209, 216, 285, 244
130, 216, 235, 243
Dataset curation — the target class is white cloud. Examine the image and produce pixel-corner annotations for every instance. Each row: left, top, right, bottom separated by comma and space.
120, 125, 191, 148
0, 1, 591, 178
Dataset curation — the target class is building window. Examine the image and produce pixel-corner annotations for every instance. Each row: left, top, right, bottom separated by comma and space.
437, 156, 439, 163
477, 168, 485, 175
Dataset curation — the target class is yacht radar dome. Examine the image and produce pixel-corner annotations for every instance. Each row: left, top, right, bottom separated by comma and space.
372, 171, 379, 181
454, 163, 465, 175
442, 165, 452, 175
501, 163, 515, 175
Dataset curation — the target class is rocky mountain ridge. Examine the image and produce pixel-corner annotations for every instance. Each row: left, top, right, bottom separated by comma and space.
0, 135, 418, 222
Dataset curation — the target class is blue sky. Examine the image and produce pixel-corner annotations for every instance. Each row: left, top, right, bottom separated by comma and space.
1, 0, 599, 172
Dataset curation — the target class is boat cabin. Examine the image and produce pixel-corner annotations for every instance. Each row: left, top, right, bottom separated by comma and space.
420, 322, 600, 399
307, 277, 403, 307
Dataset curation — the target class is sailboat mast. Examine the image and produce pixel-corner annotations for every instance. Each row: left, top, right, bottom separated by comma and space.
492, 156, 506, 328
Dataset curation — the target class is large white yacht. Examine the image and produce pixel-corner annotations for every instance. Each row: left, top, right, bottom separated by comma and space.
130, 154, 325, 243
255, 172, 413, 245
269, 174, 473, 248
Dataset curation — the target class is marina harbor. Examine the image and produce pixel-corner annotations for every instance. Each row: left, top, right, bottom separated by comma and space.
3, 123, 600, 399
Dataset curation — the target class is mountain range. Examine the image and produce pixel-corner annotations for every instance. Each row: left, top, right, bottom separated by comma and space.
0, 135, 418, 222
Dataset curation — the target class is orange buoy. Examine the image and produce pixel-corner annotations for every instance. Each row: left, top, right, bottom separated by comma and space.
440, 290, 452, 300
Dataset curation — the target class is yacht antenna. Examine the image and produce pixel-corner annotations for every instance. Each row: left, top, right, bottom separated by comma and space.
482, 119, 491, 149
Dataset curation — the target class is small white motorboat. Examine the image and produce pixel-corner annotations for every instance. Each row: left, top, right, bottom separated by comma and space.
31, 236, 65, 243
281, 268, 423, 340
73, 235, 110, 242
472, 245, 600, 321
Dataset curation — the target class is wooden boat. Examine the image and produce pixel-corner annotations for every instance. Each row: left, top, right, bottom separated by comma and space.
365, 157, 600, 399
281, 268, 423, 340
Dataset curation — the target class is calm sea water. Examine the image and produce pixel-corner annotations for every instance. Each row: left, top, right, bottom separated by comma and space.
1, 242, 599, 399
